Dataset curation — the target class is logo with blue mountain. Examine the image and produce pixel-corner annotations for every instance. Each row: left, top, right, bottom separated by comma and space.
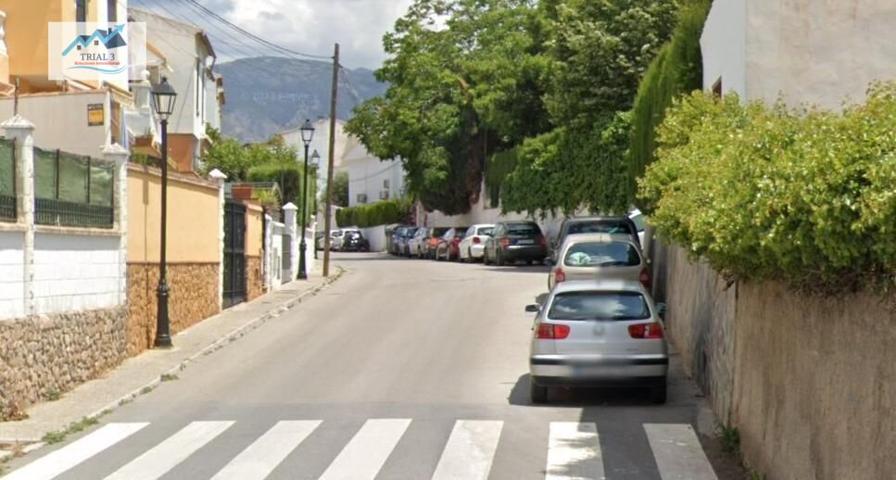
62, 24, 127, 74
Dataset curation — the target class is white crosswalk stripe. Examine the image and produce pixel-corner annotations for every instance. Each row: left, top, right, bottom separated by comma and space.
644, 423, 718, 480
210, 420, 321, 480
104, 421, 234, 480
0, 422, 148, 480
545, 422, 605, 480
318, 418, 412, 480
431, 420, 503, 480
1, 419, 720, 480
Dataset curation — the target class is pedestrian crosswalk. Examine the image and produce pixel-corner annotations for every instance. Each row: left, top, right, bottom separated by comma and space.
0, 419, 718, 480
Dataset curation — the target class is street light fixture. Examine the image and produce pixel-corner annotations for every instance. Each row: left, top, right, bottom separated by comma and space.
151, 77, 177, 348
298, 119, 315, 279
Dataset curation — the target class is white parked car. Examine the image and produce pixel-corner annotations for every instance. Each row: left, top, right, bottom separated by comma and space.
629, 208, 648, 246
458, 224, 495, 262
408, 227, 430, 258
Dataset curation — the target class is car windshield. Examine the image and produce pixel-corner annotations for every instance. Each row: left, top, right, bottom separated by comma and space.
507, 224, 538, 235
567, 220, 632, 236
548, 291, 650, 321
564, 242, 640, 267
629, 213, 647, 232
477, 227, 494, 236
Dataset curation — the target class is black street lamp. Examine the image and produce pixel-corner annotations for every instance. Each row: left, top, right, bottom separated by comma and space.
150, 77, 177, 348
298, 119, 315, 279
311, 149, 321, 260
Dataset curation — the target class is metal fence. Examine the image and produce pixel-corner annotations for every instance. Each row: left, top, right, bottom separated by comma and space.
0, 138, 14, 221
33, 147, 114, 228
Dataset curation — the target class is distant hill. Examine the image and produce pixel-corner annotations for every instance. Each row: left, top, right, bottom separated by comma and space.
216, 57, 387, 143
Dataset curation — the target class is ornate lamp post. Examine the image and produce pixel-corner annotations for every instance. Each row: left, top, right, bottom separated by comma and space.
298, 119, 315, 279
150, 77, 177, 348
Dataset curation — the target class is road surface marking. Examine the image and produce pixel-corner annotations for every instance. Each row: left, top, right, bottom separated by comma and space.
545, 422, 605, 480
104, 421, 234, 480
318, 418, 411, 480
644, 424, 718, 480
210, 420, 321, 480
431, 420, 503, 480
0, 423, 148, 480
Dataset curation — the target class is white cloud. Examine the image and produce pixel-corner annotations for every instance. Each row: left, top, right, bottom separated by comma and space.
211, 0, 414, 69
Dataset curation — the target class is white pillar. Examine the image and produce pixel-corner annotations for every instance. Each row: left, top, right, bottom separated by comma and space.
102, 143, 129, 307
208, 169, 227, 309
263, 213, 273, 291
283, 202, 298, 281
3, 114, 35, 315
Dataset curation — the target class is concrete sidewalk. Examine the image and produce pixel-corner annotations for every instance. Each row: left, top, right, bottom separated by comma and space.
0, 267, 344, 444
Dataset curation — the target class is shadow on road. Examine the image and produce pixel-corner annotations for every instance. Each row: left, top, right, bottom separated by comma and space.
507, 374, 656, 408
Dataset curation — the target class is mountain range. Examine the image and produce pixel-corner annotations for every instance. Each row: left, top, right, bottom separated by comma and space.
216, 57, 387, 143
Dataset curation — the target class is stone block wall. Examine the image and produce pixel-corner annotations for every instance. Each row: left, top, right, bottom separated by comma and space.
0, 307, 126, 416
653, 240, 896, 479
246, 255, 263, 301
126, 262, 220, 356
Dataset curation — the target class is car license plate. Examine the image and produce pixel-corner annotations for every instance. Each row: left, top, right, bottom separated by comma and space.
517, 239, 534, 245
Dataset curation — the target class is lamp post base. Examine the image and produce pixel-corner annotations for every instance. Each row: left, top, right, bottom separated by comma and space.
298, 240, 308, 280
154, 281, 173, 348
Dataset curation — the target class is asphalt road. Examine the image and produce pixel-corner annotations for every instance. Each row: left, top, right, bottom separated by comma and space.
2, 252, 741, 480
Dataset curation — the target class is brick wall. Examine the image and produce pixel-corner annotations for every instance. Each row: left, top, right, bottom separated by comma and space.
126, 262, 220, 356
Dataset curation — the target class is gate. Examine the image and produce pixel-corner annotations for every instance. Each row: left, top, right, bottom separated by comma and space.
223, 201, 247, 308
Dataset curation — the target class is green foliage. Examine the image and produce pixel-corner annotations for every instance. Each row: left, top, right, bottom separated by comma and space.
329, 171, 350, 207
484, 148, 518, 207
202, 126, 252, 180
639, 84, 896, 291
629, 0, 710, 196
336, 198, 413, 228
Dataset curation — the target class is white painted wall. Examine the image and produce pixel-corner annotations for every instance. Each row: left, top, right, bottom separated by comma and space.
345, 155, 404, 207
362, 225, 387, 252
703, 0, 896, 108
32, 233, 123, 314
0, 91, 110, 158
0, 230, 25, 319
700, 0, 747, 97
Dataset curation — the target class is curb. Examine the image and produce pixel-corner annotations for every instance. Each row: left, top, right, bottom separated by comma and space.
5, 267, 345, 446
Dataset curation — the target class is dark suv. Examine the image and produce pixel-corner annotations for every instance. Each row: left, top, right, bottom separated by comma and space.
551, 216, 640, 262
484, 221, 547, 266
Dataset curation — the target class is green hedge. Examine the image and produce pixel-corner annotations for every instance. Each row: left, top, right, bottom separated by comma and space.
629, 0, 710, 207
336, 198, 412, 228
638, 84, 896, 292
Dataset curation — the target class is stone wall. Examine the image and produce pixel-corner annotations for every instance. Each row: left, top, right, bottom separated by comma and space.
0, 307, 126, 416
653, 241, 896, 479
126, 262, 220, 356
246, 255, 263, 301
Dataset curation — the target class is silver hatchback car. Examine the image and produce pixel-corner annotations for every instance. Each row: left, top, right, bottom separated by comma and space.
527, 279, 668, 404
548, 233, 650, 291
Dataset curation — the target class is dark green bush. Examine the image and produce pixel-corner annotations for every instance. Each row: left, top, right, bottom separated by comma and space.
336, 198, 412, 228
629, 0, 710, 204
639, 84, 896, 291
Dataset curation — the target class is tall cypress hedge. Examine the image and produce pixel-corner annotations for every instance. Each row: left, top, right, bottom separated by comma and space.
629, 0, 711, 208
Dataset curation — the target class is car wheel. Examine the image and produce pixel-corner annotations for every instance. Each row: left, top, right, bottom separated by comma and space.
530, 381, 548, 404
650, 383, 667, 404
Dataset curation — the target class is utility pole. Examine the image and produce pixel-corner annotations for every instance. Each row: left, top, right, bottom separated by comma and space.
322, 43, 339, 277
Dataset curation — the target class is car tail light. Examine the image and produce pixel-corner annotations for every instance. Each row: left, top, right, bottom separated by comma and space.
499, 237, 510, 248
473, 237, 481, 244
536, 323, 570, 339
628, 322, 664, 339
554, 268, 566, 284
640, 268, 652, 289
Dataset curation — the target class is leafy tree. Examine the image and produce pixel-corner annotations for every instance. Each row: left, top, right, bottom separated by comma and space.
346, 0, 551, 214
329, 171, 350, 207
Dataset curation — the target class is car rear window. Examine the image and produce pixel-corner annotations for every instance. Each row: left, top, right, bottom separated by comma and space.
563, 242, 640, 267
567, 220, 633, 236
548, 291, 650, 321
477, 227, 494, 236
432, 228, 449, 236
507, 223, 539, 235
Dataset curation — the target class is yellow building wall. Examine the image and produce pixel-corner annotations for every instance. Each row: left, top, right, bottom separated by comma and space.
127, 165, 220, 264
245, 204, 264, 258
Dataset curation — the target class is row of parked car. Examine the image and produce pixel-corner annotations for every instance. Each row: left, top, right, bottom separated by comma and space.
389, 211, 668, 405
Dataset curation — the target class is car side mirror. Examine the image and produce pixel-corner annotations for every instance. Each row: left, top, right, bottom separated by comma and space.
656, 302, 667, 318
535, 292, 549, 306
525, 304, 539, 313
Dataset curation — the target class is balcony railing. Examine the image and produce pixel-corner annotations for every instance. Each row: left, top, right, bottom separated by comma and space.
34, 197, 113, 228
